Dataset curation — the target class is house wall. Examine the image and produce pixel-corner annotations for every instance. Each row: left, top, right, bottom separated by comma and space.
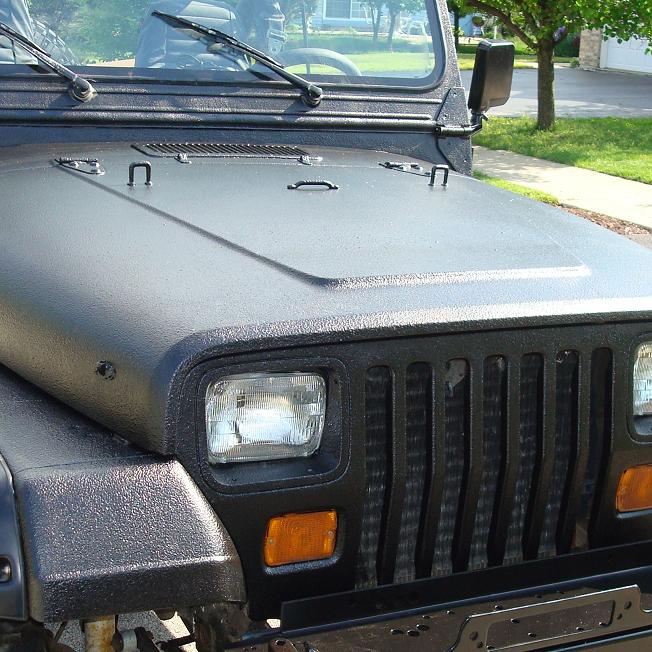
311, 0, 371, 28
601, 35, 652, 74
580, 28, 652, 74
579, 29, 602, 70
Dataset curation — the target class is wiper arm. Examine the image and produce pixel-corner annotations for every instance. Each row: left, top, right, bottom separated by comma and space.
152, 10, 323, 107
0, 20, 96, 102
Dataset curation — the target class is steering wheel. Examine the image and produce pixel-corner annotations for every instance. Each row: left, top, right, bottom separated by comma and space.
174, 53, 206, 69
276, 48, 362, 76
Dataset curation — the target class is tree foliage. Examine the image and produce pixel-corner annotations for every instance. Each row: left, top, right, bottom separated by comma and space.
447, 0, 473, 47
72, 0, 149, 61
386, 0, 421, 47
28, 0, 82, 32
27, 0, 149, 60
461, 0, 652, 130
583, 1, 652, 41
280, 0, 319, 23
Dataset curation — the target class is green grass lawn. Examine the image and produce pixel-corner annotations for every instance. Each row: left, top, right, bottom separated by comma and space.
283, 33, 573, 74
473, 171, 560, 204
286, 51, 570, 75
474, 117, 652, 185
286, 51, 433, 75
287, 50, 573, 76
457, 53, 574, 70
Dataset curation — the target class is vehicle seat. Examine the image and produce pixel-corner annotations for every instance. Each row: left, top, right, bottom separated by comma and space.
0, 0, 37, 64
135, 0, 239, 69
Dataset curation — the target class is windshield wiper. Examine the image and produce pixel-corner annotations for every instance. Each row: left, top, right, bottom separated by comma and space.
152, 10, 323, 107
0, 20, 96, 102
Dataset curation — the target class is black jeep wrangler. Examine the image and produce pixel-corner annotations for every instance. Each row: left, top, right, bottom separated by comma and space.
1, 0, 652, 651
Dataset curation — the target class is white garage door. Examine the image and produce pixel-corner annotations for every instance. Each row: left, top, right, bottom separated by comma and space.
601, 36, 652, 74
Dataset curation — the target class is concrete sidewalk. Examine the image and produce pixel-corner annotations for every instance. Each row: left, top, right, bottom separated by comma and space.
473, 146, 652, 231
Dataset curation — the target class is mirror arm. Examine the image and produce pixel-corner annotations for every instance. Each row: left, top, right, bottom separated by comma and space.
434, 121, 484, 137
470, 112, 488, 128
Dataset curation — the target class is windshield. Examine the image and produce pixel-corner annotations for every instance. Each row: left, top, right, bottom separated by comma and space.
0, 0, 440, 86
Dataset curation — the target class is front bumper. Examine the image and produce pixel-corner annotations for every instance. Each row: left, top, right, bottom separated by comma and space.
233, 585, 652, 651
231, 544, 652, 651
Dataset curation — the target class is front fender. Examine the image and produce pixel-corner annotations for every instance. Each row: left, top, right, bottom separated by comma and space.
0, 365, 245, 623
0, 455, 27, 621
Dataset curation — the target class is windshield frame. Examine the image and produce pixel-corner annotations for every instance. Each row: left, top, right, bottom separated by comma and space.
0, 0, 448, 96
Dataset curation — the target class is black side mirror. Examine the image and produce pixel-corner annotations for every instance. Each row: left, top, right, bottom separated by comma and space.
468, 40, 515, 117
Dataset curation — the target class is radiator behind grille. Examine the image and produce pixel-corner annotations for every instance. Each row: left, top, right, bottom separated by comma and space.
355, 346, 612, 587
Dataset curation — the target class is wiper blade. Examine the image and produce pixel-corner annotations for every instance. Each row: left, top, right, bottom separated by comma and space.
152, 10, 323, 107
0, 20, 96, 102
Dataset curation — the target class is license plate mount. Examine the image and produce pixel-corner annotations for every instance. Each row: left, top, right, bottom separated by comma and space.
451, 585, 652, 652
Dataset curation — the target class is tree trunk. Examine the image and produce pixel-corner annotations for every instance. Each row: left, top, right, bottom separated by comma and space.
371, 6, 381, 46
453, 8, 459, 50
387, 12, 397, 49
536, 41, 555, 130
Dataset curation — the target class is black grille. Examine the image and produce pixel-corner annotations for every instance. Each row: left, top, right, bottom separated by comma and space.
133, 143, 310, 159
355, 346, 613, 588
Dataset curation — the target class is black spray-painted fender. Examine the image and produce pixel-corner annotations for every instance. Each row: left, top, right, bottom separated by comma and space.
0, 454, 27, 621
0, 365, 245, 623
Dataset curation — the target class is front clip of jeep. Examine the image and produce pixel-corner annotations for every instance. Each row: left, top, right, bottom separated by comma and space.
1, 1, 652, 651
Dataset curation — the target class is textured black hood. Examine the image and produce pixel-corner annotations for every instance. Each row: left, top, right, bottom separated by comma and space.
108, 151, 582, 284
0, 143, 651, 451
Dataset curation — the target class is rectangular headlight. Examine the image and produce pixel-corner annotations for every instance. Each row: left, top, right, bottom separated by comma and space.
634, 343, 652, 417
206, 372, 326, 464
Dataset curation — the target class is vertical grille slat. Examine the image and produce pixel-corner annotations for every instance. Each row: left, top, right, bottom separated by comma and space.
575, 348, 614, 548
539, 351, 580, 557
355, 336, 615, 591
524, 354, 557, 559
356, 367, 392, 589
432, 359, 469, 577
455, 359, 486, 572
414, 367, 446, 578
377, 369, 406, 585
504, 354, 543, 564
488, 358, 520, 566
469, 356, 507, 570
557, 352, 592, 552
394, 364, 431, 583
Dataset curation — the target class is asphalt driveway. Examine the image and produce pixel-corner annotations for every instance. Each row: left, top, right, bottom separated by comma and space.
460, 67, 652, 117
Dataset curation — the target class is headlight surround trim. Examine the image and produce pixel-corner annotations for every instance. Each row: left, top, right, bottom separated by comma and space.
191, 355, 350, 494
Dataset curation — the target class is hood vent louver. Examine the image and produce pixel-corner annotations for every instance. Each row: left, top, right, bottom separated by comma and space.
133, 143, 311, 160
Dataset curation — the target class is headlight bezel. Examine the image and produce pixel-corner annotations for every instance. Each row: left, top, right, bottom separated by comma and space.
192, 355, 350, 493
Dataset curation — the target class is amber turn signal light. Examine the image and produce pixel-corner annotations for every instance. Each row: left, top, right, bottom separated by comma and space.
616, 465, 652, 512
264, 510, 337, 567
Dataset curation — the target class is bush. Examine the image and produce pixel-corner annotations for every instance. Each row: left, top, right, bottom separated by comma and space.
455, 43, 476, 54
30, 0, 149, 62
456, 37, 533, 56
554, 33, 581, 58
